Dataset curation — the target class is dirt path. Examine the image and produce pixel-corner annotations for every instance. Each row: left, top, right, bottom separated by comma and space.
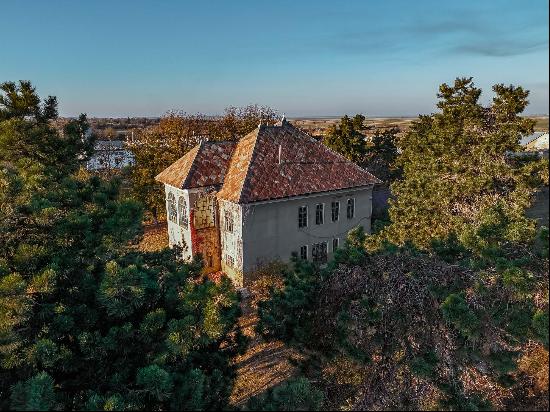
229, 291, 300, 407
136, 224, 299, 406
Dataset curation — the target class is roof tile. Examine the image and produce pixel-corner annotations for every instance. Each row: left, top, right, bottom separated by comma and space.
155, 141, 236, 189
157, 121, 380, 202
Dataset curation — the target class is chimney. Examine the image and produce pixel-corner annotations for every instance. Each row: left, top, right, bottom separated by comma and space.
278, 144, 282, 165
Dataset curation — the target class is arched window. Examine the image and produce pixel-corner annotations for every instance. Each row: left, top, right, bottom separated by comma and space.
178, 196, 188, 228
167, 192, 177, 223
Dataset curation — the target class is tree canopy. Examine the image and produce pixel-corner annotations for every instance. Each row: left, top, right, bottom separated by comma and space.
127, 105, 278, 221
323, 114, 368, 163
0, 81, 244, 410
381, 77, 548, 248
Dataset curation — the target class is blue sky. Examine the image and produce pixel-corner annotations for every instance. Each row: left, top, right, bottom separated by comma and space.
1, 0, 548, 117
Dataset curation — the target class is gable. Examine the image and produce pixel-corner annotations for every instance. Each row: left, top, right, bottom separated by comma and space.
155, 141, 236, 189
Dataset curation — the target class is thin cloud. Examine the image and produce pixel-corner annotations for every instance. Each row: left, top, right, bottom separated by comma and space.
316, 10, 548, 59
411, 19, 485, 36
452, 39, 549, 57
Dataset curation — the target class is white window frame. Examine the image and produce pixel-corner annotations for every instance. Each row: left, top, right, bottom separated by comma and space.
332, 238, 339, 252
224, 210, 234, 233
167, 192, 177, 223
177, 195, 188, 228
347, 198, 355, 219
299, 245, 308, 260
312, 242, 328, 264
331, 201, 340, 222
298, 205, 308, 228
315, 203, 324, 225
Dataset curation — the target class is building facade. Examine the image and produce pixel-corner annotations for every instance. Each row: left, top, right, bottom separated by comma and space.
87, 140, 135, 171
156, 118, 380, 286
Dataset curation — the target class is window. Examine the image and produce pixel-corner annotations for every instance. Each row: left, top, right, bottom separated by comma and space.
312, 242, 328, 264
300, 245, 308, 260
225, 254, 235, 268
331, 201, 339, 222
194, 195, 216, 229
315, 204, 324, 225
332, 238, 339, 251
167, 192, 177, 223
347, 198, 355, 219
224, 210, 234, 233
298, 206, 308, 228
178, 196, 188, 228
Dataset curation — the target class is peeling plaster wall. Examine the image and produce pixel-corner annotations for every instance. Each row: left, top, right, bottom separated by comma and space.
164, 184, 192, 260
188, 189, 221, 274
219, 200, 244, 286
241, 186, 373, 278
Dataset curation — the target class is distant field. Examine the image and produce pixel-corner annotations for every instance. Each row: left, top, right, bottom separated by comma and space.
532, 116, 549, 131
291, 115, 548, 137
72, 114, 547, 141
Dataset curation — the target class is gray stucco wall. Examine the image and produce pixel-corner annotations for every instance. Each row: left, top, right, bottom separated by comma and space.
241, 186, 373, 275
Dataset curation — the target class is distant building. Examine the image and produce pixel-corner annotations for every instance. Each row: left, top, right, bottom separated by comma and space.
156, 118, 380, 286
520, 131, 547, 147
87, 140, 135, 171
524, 132, 549, 151
513, 132, 549, 159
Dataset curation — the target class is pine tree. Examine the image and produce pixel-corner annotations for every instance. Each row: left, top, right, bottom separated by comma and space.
323, 114, 367, 163
383, 77, 547, 248
0, 81, 243, 410
364, 126, 401, 182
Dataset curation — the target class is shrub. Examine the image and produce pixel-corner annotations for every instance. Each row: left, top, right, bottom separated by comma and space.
245, 377, 324, 411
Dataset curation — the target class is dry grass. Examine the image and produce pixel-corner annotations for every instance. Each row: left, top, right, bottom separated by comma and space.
136, 221, 168, 252
518, 344, 549, 394
532, 116, 549, 131
291, 117, 415, 138
229, 272, 301, 407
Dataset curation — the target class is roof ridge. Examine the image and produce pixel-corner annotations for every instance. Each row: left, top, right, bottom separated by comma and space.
287, 122, 381, 184
236, 126, 263, 203
181, 140, 204, 188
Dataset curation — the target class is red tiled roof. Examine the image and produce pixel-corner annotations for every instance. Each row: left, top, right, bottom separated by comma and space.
215, 129, 260, 202
156, 120, 380, 202
155, 141, 236, 189
155, 144, 200, 188
218, 120, 380, 203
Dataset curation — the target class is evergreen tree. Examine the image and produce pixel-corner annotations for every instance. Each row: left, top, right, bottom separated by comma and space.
323, 114, 367, 163
0, 81, 243, 410
383, 77, 547, 248
364, 126, 401, 182
245, 377, 324, 411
